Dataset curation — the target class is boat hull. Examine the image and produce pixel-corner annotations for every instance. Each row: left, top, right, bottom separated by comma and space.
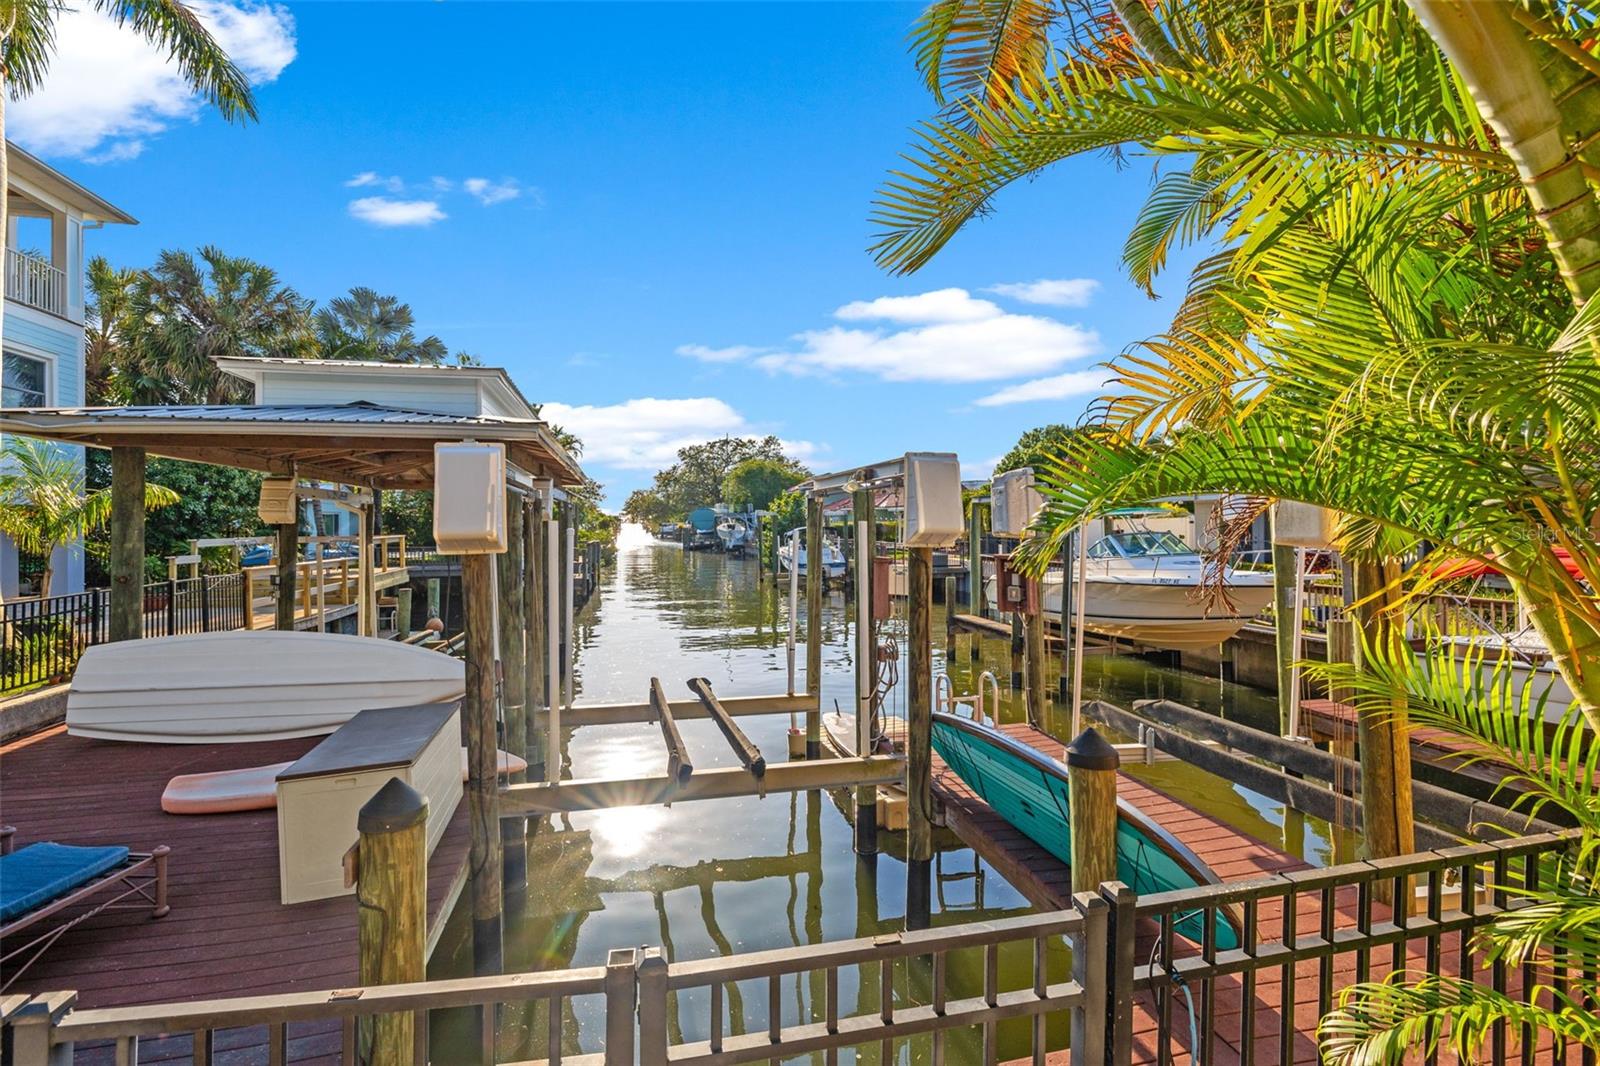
931, 712, 1240, 948
67, 630, 466, 744
986, 573, 1273, 650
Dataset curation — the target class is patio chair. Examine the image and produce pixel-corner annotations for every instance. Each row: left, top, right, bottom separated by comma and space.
0, 826, 170, 991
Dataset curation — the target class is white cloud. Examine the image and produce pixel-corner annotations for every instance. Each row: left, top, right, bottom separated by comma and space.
346, 171, 404, 192
540, 397, 751, 470
986, 278, 1100, 308
676, 344, 767, 364
463, 177, 522, 206
697, 286, 1098, 385
835, 288, 1000, 324
431, 177, 455, 192
961, 456, 1002, 480
973, 369, 1109, 406
347, 196, 446, 227
10, 1, 297, 161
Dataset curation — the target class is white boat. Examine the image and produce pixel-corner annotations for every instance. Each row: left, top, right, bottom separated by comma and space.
986, 531, 1273, 650
716, 515, 754, 553
1434, 632, 1576, 724
66, 630, 466, 744
777, 528, 847, 578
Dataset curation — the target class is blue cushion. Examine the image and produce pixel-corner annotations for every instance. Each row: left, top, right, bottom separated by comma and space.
1, 843, 131, 922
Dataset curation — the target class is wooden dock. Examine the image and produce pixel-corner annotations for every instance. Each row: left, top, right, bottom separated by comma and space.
0, 726, 469, 1012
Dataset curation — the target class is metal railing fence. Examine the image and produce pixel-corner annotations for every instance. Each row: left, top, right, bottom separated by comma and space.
4, 831, 1577, 1066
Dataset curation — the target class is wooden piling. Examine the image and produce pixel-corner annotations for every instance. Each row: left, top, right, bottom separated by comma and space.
906, 547, 935, 873
356, 777, 427, 1066
1351, 560, 1415, 900
943, 575, 956, 663
108, 447, 146, 642
1066, 727, 1119, 892
559, 503, 573, 712
1009, 610, 1024, 693
966, 500, 983, 615
1058, 534, 1074, 702
498, 494, 529, 884
805, 496, 824, 760
274, 522, 297, 631
852, 486, 877, 857
1025, 605, 1047, 727
1271, 538, 1299, 734
426, 578, 441, 622
525, 496, 547, 779
461, 552, 503, 975
394, 586, 412, 639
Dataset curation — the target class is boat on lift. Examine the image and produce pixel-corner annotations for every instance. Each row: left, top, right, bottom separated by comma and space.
931, 709, 1241, 947
777, 528, 846, 579
716, 514, 754, 554
66, 631, 465, 744
986, 530, 1273, 650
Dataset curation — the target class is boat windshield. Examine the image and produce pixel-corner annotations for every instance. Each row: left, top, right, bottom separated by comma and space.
1089, 531, 1196, 559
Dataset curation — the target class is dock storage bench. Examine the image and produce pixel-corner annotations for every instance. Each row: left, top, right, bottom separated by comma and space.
275, 703, 462, 904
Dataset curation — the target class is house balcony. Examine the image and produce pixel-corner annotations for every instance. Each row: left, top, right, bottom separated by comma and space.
5, 247, 68, 319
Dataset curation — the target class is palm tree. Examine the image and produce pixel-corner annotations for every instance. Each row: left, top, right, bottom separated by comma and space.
313, 287, 449, 364
0, 436, 177, 599
1, 0, 257, 351
128, 245, 315, 404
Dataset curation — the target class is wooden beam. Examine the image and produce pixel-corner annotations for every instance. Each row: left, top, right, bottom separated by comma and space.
906, 546, 934, 865
461, 553, 502, 975
498, 493, 528, 883
108, 447, 146, 642
355, 779, 427, 1065
805, 495, 824, 760
649, 678, 693, 784
500, 757, 905, 816
524, 496, 547, 779
686, 677, 766, 777
1066, 729, 1119, 892
274, 522, 297, 631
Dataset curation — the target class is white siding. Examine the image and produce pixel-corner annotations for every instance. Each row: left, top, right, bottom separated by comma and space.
256, 371, 484, 416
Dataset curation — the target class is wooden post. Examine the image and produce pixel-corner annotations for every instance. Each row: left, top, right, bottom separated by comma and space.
1326, 617, 1357, 762
461, 552, 503, 975
1066, 727, 1119, 892
943, 575, 956, 663
967, 499, 983, 616
1058, 534, 1074, 702
1010, 610, 1024, 693
108, 447, 146, 642
275, 522, 297, 630
544, 501, 562, 783
1271, 536, 1299, 735
525, 497, 547, 780
1025, 604, 1048, 727
426, 577, 441, 622
852, 486, 877, 857
805, 496, 824, 760
561, 505, 575, 711
1351, 560, 1415, 901
394, 586, 412, 639
498, 493, 528, 885
357, 504, 374, 637
356, 777, 427, 1066
906, 546, 934, 929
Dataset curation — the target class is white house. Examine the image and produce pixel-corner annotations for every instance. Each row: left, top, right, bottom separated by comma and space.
1, 143, 137, 598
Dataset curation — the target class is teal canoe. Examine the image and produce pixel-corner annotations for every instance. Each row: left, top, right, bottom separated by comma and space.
931, 712, 1240, 949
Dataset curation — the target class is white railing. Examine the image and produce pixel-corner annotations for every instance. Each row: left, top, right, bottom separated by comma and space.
5, 248, 67, 317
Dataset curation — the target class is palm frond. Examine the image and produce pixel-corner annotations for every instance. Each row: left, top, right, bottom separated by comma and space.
92, 0, 256, 121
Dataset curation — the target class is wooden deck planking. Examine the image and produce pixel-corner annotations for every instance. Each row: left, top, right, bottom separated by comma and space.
0, 726, 469, 1015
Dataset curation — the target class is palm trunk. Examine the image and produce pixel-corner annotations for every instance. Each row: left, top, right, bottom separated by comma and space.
1494, 543, 1600, 731
1408, 0, 1600, 303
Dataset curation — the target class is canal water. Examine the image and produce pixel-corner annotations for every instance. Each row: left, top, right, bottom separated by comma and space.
431, 524, 1357, 1062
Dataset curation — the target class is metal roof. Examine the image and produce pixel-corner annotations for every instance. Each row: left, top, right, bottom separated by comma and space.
7, 142, 137, 225
0, 402, 583, 489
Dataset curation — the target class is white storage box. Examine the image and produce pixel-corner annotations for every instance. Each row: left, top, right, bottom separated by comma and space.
1272, 501, 1336, 550
433, 442, 507, 554
275, 703, 463, 905
991, 467, 1043, 538
904, 452, 964, 548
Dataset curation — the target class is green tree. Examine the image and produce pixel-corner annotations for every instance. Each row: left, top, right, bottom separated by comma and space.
622, 488, 671, 529
994, 425, 1079, 476
122, 245, 315, 404
0, 438, 178, 598
380, 490, 434, 548
314, 287, 449, 364
2, 0, 257, 353
653, 436, 794, 517
721, 456, 809, 512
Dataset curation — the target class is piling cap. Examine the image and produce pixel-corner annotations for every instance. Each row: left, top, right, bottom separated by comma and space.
358, 777, 429, 834
1064, 727, 1120, 771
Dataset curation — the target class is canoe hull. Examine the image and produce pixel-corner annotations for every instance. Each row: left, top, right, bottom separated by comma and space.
931, 712, 1239, 948
67, 631, 466, 744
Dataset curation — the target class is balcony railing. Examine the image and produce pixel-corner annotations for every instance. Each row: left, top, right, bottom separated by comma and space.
5, 247, 67, 317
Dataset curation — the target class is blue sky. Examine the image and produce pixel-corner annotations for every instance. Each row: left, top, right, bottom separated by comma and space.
16, 1, 1193, 508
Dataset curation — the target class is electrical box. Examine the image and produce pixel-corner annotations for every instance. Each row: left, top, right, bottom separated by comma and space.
258, 478, 298, 526
1272, 501, 1336, 550
903, 452, 963, 548
991, 467, 1043, 538
871, 556, 894, 622
433, 442, 507, 554
993, 554, 1040, 616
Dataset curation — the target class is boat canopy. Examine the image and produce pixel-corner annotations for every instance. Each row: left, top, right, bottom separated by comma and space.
1431, 547, 1585, 583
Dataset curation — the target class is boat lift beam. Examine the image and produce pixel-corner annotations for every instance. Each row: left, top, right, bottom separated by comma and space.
562, 692, 813, 727
650, 677, 694, 785
500, 756, 904, 815
687, 677, 767, 778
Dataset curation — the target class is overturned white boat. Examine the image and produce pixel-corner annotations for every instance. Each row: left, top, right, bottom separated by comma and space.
987, 531, 1273, 651
66, 630, 466, 744
777, 528, 846, 579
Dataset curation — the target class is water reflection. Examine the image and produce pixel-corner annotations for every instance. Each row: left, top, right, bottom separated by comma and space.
431, 526, 1356, 1061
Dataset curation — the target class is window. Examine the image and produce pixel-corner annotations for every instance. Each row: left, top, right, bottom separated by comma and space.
2, 352, 46, 407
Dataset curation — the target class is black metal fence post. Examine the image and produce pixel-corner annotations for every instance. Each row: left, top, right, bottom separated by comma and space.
89, 588, 102, 647
199, 575, 212, 632
1101, 880, 1136, 1066
165, 579, 177, 637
